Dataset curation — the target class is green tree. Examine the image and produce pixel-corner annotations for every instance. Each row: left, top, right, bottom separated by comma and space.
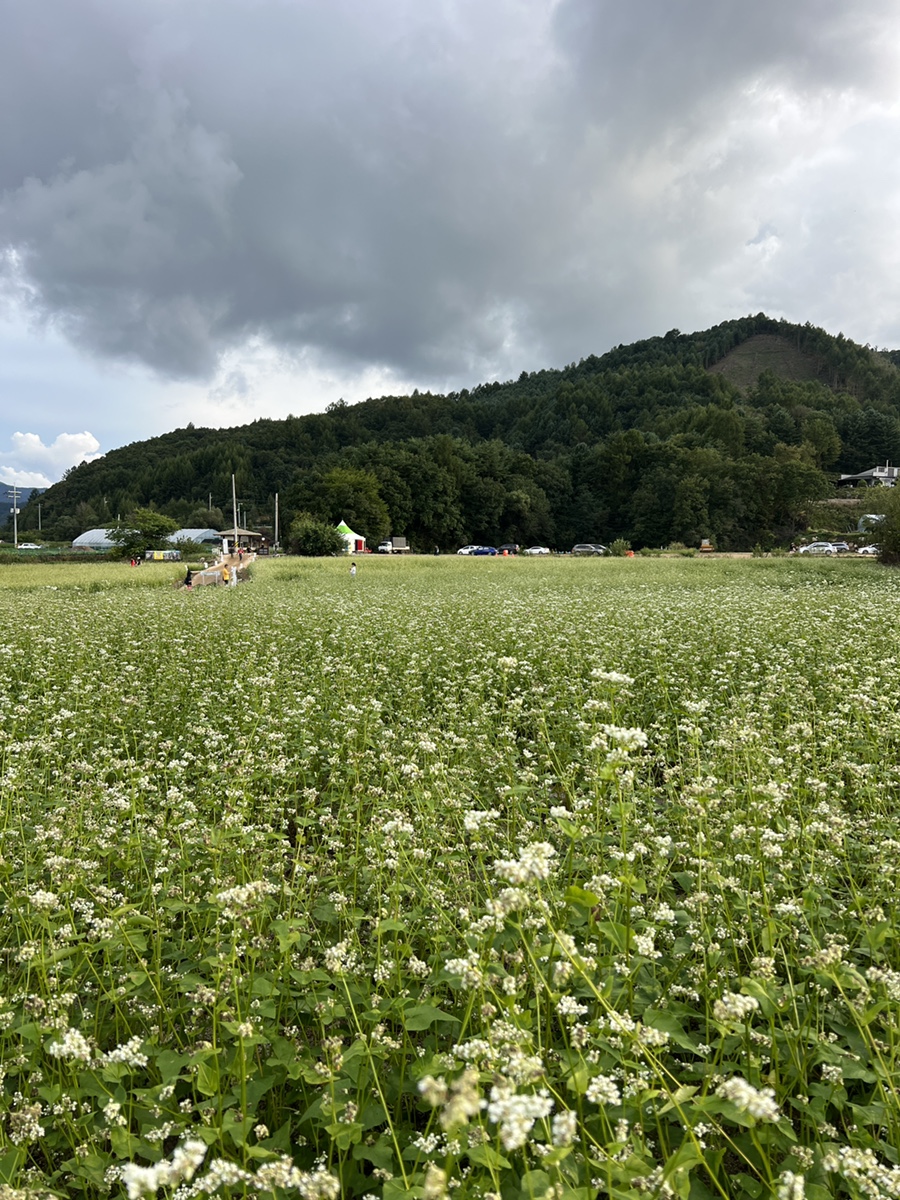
288, 513, 345, 557
107, 509, 179, 559
877, 489, 900, 565
291, 468, 391, 543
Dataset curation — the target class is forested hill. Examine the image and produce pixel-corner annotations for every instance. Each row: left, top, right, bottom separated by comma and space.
24, 313, 900, 551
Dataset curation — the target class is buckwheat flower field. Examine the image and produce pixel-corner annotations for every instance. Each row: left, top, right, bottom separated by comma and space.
1, 555, 900, 1200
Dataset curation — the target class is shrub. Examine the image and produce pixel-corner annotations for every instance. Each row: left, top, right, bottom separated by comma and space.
609, 538, 632, 557
288, 513, 345, 556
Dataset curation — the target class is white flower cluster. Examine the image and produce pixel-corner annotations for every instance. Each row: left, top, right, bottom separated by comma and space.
213, 879, 277, 919
121, 1138, 207, 1199
716, 1077, 780, 1122
122, 1140, 339, 1200
486, 887, 530, 918
866, 965, 900, 1001
323, 938, 360, 975
8, 1103, 45, 1145
28, 888, 61, 912
418, 1068, 482, 1130
823, 1146, 900, 1199
101, 1035, 148, 1068
486, 1083, 554, 1150
777, 1170, 806, 1200
556, 996, 588, 1021
551, 1109, 578, 1147
713, 991, 760, 1024
48, 1027, 93, 1063
600, 720, 648, 748
590, 669, 634, 685
586, 1074, 620, 1105
463, 808, 500, 833
445, 950, 483, 988
493, 842, 556, 885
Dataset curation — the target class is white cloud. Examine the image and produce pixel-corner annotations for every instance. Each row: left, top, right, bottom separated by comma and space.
0, 431, 102, 489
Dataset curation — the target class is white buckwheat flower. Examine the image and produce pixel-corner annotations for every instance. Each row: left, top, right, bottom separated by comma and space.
716, 1077, 780, 1122
493, 842, 556, 885
713, 992, 760, 1024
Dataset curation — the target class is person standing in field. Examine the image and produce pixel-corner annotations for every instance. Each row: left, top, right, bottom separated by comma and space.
350, 561, 357, 578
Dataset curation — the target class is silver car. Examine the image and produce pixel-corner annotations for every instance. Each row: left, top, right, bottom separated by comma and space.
798, 542, 835, 555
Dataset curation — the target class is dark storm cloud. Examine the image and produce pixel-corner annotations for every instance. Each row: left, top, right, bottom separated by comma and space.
1, 0, 898, 390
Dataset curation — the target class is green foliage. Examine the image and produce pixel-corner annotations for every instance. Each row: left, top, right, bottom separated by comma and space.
23, 315, 900, 551
288, 467, 391, 544
287, 512, 345, 556
877, 488, 900, 565
608, 537, 632, 556
107, 508, 179, 559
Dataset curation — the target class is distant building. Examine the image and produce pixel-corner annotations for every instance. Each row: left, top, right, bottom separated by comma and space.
837, 463, 900, 487
72, 528, 117, 551
169, 528, 222, 546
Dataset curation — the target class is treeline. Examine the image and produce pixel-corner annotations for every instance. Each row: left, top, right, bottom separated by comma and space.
20, 314, 900, 551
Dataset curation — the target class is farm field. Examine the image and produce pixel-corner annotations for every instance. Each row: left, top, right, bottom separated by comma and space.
1, 555, 899, 1200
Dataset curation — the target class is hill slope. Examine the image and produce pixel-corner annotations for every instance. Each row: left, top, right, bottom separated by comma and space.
19, 314, 900, 551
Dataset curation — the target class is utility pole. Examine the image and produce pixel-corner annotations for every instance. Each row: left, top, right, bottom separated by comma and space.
5, 486, 20, 548
274, 492, 279, 550
231, 473, 238, 555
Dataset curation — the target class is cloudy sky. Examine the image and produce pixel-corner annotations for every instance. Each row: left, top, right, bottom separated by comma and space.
2, 0, 900, 486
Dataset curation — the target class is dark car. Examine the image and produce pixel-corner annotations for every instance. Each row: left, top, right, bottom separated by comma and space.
498, 543, 519, 555
473, 546, 499, 556
572, 543, 608, 556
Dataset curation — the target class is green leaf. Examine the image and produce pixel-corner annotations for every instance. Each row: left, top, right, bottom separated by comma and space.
643, 1009, 698, 1052
597, 921, 630, 953
0, 1149, 25, 1185
564, 885, 600, 909
376, 918, 407, 933
353, 1134, 394, 1171
467, 1143, 512, 1170
519, 1168, 552, 1196
402, 1004, 460, 1031
196, 1058, 221, 1097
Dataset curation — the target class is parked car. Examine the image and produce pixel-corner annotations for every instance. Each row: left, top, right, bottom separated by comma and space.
523, 546, 550, 556
857, 543, 880, 555
798, 542, 836, 555
498, 543, 519, 555
457, 545, 480, 555
572, 543, 608, 556
830, 541, 851, 554
472, 546, 498, 556
18, 542, 42, 549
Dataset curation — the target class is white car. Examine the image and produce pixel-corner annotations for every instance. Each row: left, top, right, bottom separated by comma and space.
798, 542, 835, 555
18, 542, 42, 549
522, 546, 550, 556
857, 544, 880, 556
457, 545, 481, 555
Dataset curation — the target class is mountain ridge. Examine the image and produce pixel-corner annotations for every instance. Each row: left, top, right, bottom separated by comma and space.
17, 314, 900, 551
